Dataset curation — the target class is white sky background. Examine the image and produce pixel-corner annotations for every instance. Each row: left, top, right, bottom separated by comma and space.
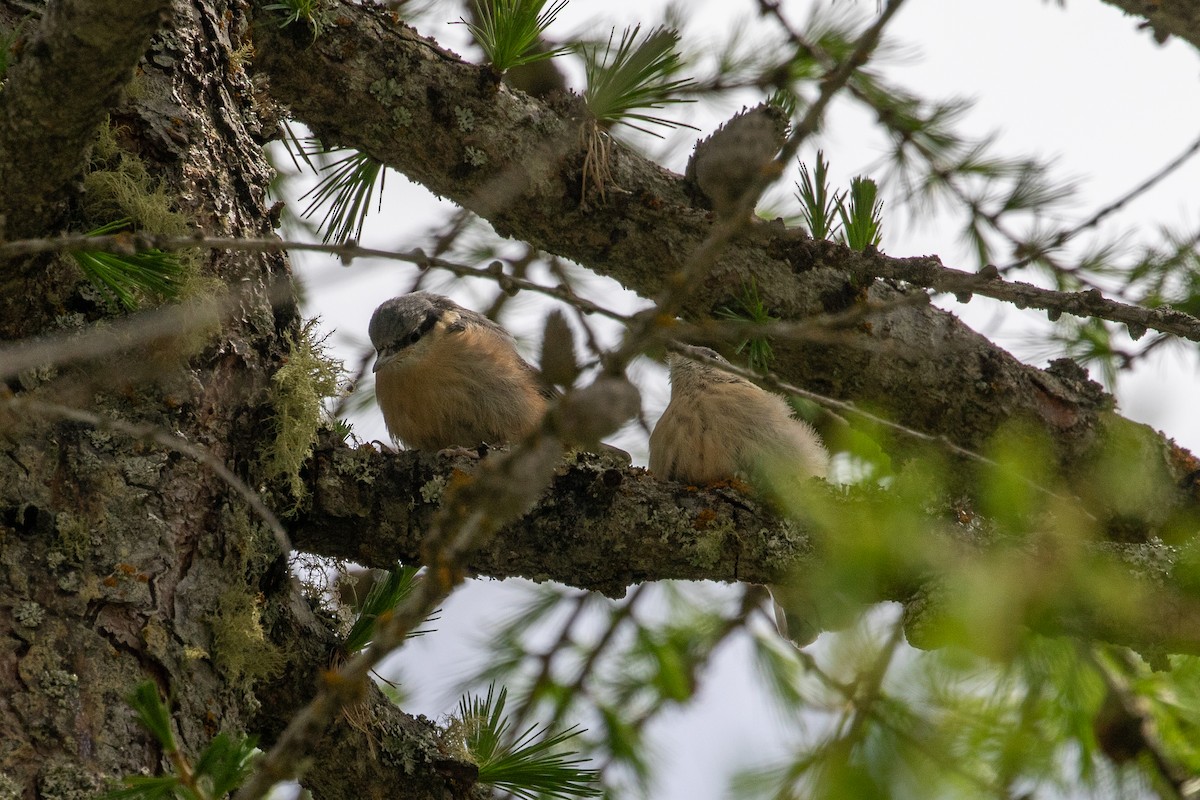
284, 1, 1200, 796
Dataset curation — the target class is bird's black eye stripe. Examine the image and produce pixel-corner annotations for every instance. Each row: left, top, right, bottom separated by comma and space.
405, 310, 439, 346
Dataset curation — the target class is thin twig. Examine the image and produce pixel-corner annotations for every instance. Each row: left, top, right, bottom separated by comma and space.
848, 253, 1200, 343
0, 231, 632, 323
1001, 130, 1200, 272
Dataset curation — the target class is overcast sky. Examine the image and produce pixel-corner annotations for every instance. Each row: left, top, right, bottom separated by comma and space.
285, 1, 1200, 796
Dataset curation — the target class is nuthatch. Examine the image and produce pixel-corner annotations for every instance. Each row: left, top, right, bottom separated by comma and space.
649, 346, 827, 486
369, 292, 553, 451
685, 104, 789, 218
649, 345, 829, 646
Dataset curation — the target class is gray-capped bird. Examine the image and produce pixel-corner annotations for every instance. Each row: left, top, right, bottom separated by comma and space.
368, 292, 554, 451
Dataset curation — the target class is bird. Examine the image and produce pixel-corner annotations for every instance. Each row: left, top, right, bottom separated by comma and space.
368, 292, 554, 451
685, 104, 789, 219
649, 345, 828, 488
649, 346, 830, 646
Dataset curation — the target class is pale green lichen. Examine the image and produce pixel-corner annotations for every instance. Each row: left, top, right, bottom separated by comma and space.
369, 77, 404, 103
183, 645, 209, 661
37, 758, 97, 800
1104, 537, 1177, 587
0, 771, 22, 800
209, 588, 286, 690
261, 319, 344, 510
454, 105, 475, 132
333, 448, 380, 484
14, 601, 43, 628
53, 512, 93, 564
57, 571, 81, 593
392, 107, 413, 126
40, 670, 79, 703
691, 515, 736, 570
463, 146, 488, 167
83, 126, 189, 240
419, 475, 447, 504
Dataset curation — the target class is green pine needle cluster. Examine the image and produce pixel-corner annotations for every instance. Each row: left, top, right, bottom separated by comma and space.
455, 684, 601, 800
716, 280, 777, 371
462, 0, 569, 73
795, 151, 884, 250
795, 151, 840, 241
263, 0, 329, 34
73, 219, 184, 310
104, 682, 259, 800
341, 563, 425, 654
581, 25, 695, 136
262, 319, 344, 509
301, 149, 387, 245
839, 175, 884, 250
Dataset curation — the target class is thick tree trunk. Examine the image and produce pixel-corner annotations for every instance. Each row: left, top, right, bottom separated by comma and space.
0, 2, 476, 797
0, 0, 289, 791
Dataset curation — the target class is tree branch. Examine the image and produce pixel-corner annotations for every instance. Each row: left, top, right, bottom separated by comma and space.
251, 2, 1200, 531
291, 438, 1200, 657
843, 251, 1200, 342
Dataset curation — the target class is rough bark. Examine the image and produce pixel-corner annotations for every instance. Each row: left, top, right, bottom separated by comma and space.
251, 1, 1200, 541
0, 1, 477, 797
0, 0, 170, 239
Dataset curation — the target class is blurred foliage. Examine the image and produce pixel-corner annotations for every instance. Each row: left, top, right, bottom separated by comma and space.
716, 279, 777, 371
104, 682, 259, 800
439, 411, 1199, 798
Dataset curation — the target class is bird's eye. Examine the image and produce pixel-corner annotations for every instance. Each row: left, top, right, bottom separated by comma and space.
404, 311, 439, 347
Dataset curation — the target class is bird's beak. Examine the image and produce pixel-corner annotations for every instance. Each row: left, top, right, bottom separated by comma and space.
372, 348, 397, 373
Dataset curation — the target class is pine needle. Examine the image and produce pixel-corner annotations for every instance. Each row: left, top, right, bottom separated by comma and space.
300, 149, 386, 244
457, 684, 601, 799
461, 0, 569, 73
581, 25, 696, 136
73, 219, 184, 309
